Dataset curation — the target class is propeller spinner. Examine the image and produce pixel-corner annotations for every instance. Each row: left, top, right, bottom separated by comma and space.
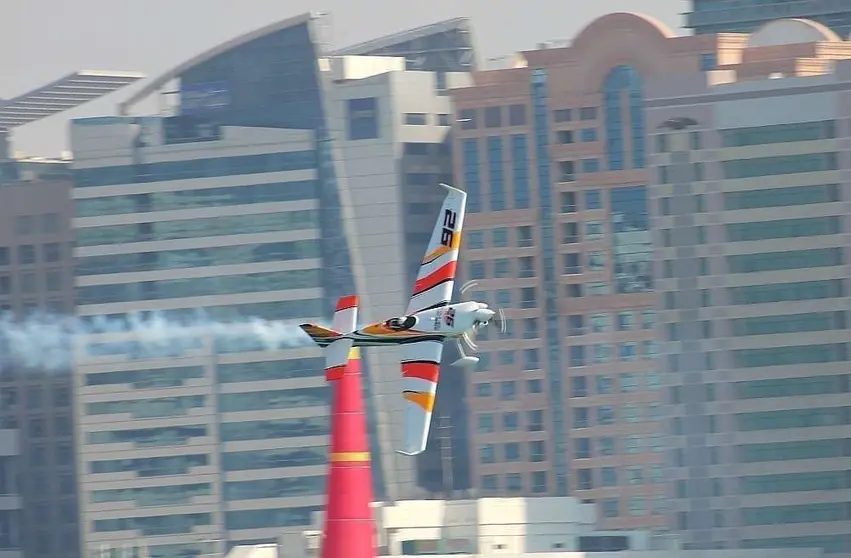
453, 281, 508, 368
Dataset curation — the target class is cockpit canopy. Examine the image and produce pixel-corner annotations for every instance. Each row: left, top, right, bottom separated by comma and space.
386, 316, 417, 331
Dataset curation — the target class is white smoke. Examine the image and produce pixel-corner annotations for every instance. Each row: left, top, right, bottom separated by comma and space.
0, 310, 315, 373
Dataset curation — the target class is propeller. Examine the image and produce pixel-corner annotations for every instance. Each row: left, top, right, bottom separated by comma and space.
455, 280, 509, 363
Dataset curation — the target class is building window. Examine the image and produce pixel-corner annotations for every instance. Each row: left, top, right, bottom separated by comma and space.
579, 107, 597, 120
485, 106, 502, 128
17, 245, 35, 265
700, 53, 718, 72
488, 136, 506, 211
557, 130, 574, 144
581, 158, 600, 173
15, 216, 33, 235
509, 104, 527, 126
510, 134, 530, 209
41, 213, 60, 234
347, 97, 379, 140
585, 189, 602, 210
463, 139, 482, 212
553, 109, 572, 122
603, 65, 645, 170
404, 113, 428, 125
516, 225, 533, 247
580, 128, 598, 142
43, 242, 60, 262
561, 192, 576, 212
559, 161, 575, 182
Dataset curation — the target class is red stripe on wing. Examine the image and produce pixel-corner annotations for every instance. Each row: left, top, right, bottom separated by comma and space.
412, 261, 457, 298
402, 361, 440, 383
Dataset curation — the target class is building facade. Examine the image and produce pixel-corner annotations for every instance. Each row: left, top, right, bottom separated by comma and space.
0, 429, 24, 558
325, 55, 473, 495
0, 164, 78, 558
685, 0, 851, 38
647, 18, 851, 556
72, 13, 478, 558
447, 12, 729, 530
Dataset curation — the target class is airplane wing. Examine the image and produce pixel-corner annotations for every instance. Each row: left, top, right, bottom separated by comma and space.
399, 339, 444, 456
405, 183, 467, 315
398, 184, 466, 456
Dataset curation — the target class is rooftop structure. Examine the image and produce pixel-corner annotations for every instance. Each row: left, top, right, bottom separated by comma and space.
685, 0, 851, 38
0, 71, 144, 131
645, 17, 851, 555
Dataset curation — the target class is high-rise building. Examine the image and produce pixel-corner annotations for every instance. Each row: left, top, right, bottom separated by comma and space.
447, 12, 732, 530
333, 17, 477, 73
0, 429, 23, 558
685, 0, 851, 37
71, 13, 475, 558
647, 18, 851, 555
325, 55, 472, 495
0, 71, 142, 558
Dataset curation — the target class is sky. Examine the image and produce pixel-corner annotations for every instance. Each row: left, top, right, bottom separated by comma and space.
2, 0, 682, 157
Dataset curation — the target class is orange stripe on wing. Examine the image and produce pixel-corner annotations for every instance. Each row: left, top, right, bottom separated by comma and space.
403, 391, 435, 412
336, 295, 358, 311
402, 361, 440, 383
412, 261, 457, 297
422, 233, 461, 265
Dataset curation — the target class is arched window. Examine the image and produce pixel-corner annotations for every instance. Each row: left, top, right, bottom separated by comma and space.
603, 65, 646, 171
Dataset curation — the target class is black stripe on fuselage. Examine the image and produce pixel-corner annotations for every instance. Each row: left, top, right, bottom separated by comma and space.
308, 333, 450, 349
401, 358, 441, 366
412, 300, 450, 313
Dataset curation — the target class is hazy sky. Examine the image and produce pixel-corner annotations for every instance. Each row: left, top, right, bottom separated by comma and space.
2, 0, 681, 157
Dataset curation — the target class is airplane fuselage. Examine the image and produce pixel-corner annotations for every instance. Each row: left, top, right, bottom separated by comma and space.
337, 301, 493, 347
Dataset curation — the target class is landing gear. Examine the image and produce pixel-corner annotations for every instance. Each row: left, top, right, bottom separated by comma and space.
452, 354, 480, 368
452, 339, 480, 368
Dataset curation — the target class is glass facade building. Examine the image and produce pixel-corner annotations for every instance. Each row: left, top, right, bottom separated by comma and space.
648, 20, 851, 555
686, 0, 851, 37
72, 13, 482, 556
71, 15, 365, 558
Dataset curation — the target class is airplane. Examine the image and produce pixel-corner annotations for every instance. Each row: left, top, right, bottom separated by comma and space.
299, 183, 505, 457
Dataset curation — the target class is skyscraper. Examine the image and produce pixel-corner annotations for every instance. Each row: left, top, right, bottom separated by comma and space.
71, 13, 474, 558
647, 18, 851, 555
685, 0, 851, 37
0, 70, 142, 558
448, 11, 730, 530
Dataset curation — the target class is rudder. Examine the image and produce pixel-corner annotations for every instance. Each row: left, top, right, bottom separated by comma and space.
332, 295, 358, 333
322, 295, 360, 381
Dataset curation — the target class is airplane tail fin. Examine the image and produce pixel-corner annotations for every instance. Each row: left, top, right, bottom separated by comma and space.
301, 295, 360, 381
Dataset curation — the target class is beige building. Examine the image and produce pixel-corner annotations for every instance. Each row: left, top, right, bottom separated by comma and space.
448, 12, 717, 530
450, 11, 851, 554
646, 17, 851, 556
298, 497, 822, 558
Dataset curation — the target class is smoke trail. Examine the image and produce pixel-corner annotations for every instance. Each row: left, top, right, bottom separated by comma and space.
0, 310, 315, 373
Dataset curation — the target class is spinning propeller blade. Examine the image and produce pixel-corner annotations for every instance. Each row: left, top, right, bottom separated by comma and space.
494, 308, 507, 334
459, 280, 479, 295
462, 331, 478, 352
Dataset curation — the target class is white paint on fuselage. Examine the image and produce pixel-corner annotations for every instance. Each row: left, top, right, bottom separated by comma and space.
344, 301, 490, 347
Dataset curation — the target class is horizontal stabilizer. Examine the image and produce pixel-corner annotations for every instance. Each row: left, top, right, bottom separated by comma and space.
299, 323, 342, 346
324, 338, 355, 381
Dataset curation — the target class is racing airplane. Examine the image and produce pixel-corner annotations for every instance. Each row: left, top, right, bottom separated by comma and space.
299, 183, 505, 457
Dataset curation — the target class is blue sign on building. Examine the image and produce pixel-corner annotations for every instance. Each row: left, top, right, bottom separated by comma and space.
181, 82, 230, 115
